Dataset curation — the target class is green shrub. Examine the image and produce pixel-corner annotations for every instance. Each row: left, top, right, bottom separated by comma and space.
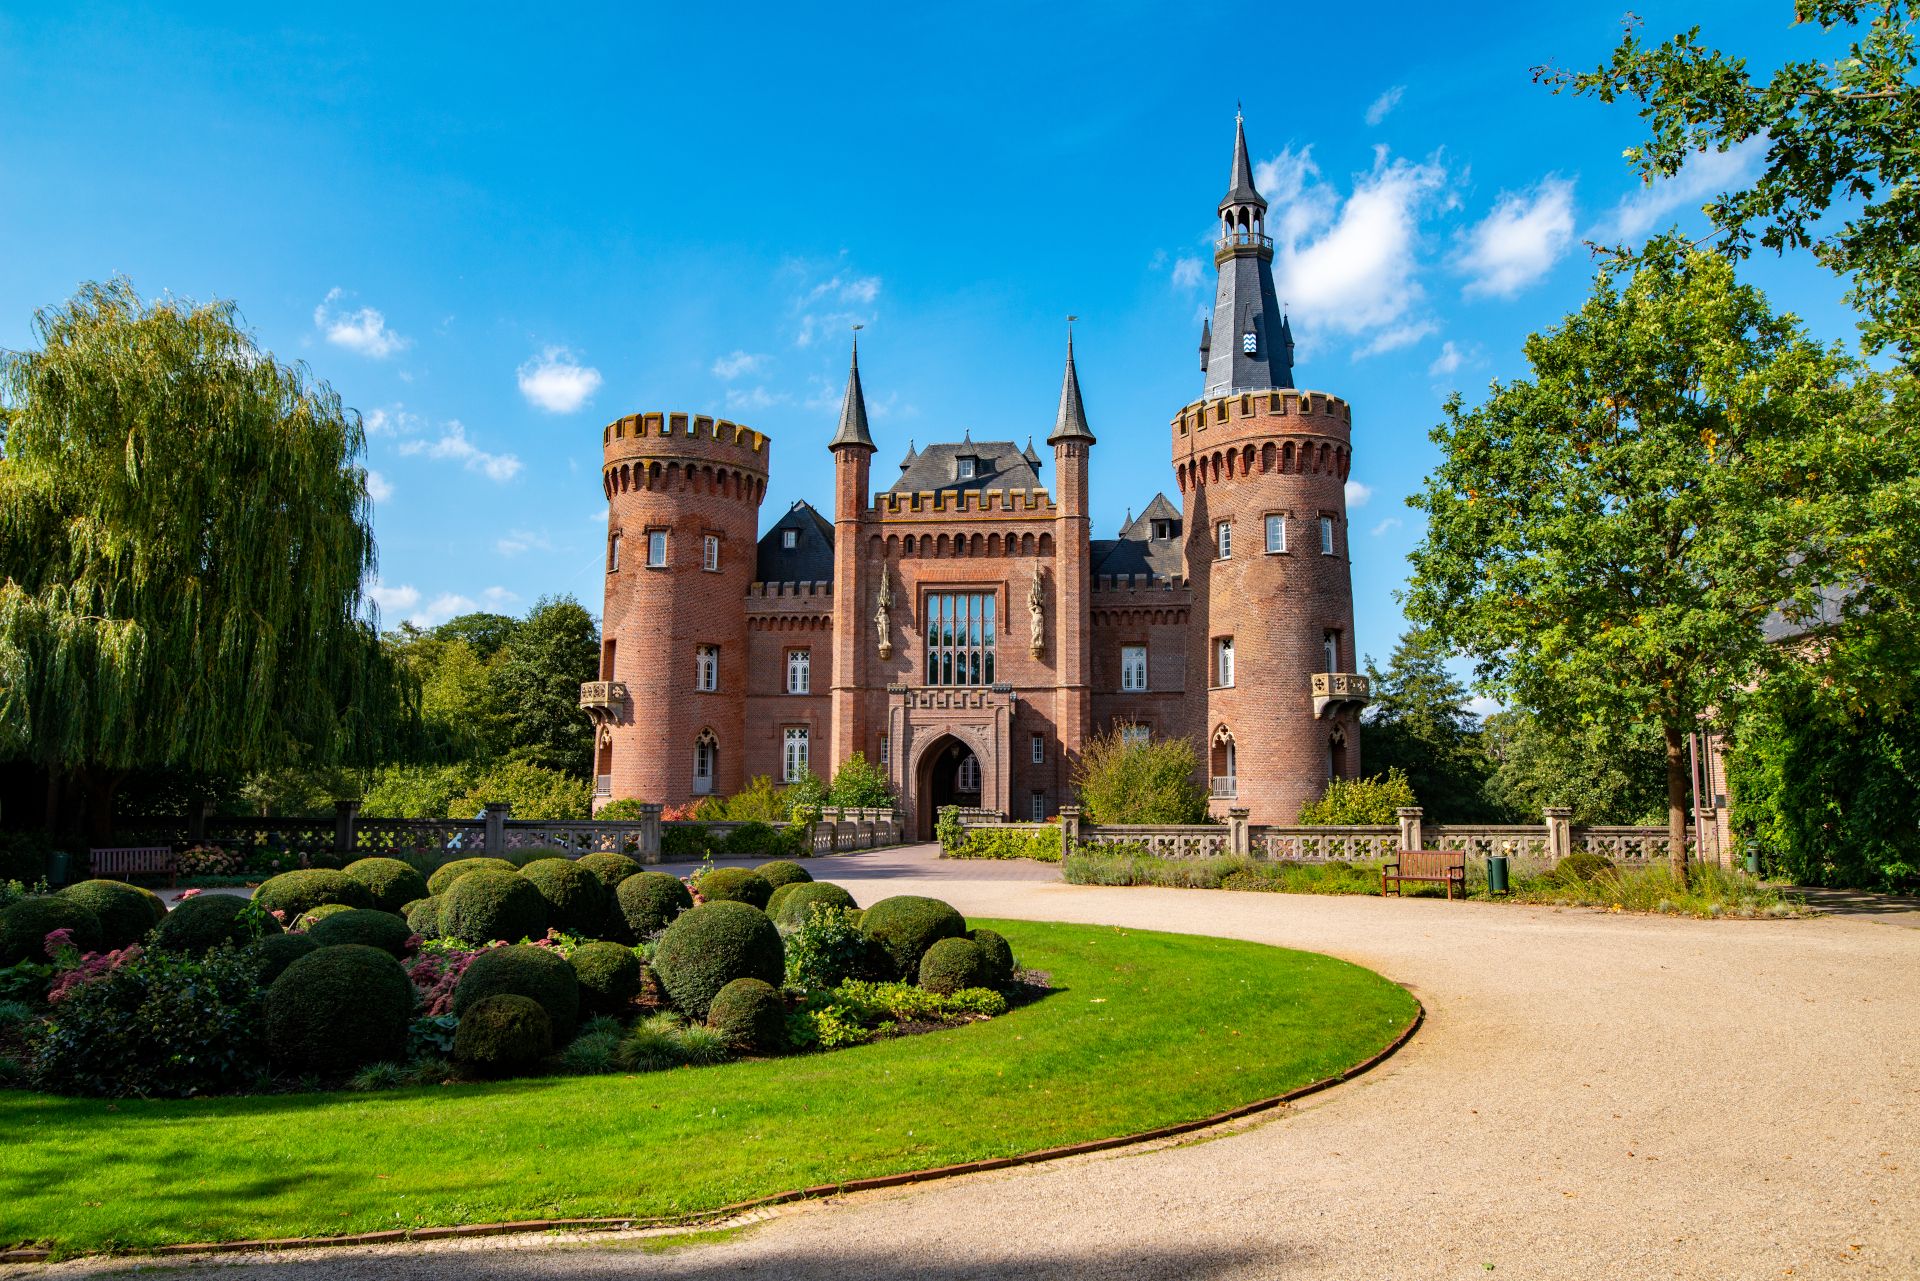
437, 870, 548, 945
918, 937, 989, 994
569, 941, 642, 1015
859, 895, 965, 979
449, 762, 592, 822
1553, 852, 1620, 884
593, 797, 651, 822
1296, 769, 1417, 825
949, 826, 1063, 862
453, 944, 580, 1040
967, 927, 1015, 987
0, 896, 104, 964
1063, 850, 1254, 889
706, 977, 786, 1052
769, 880, 858, 930
517, 858, 608, 935
1072, 729, 1209, 825
827, 750, 894, 809
576, 852, 643, 892
720, 822, 781, 856
308, 908, 414, 956
614, 871, 693, 940
765, 881, 800, 920
783, 903, 873, 988
253, 869, 373, 925
651, 901, 784, 1019
342, 858, 430, 913
405, 896, 442, 939
1220, 868, 1279, 892
695, 867, 772, 909
245, 933, 317, 985
616, 1011, 731, 1071
453, 994, 553, 1074
295, 902, 355, 931
266, 944, 413, 1074
755, 859, 813, 889
660, 825, 711, 860
152, 894, 279, 953
425, 856, 517, 897
57, 880, 166, 949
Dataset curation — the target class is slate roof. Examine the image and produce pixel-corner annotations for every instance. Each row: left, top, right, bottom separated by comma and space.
1048, 336, 1096, 445
1092, 492, 1185, 579
756, 500, 835, 583
1220, 114, 1266, 211
887, 435, 1047, 496
828, 337, 875, 451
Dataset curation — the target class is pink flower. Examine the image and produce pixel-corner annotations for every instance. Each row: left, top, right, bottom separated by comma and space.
269, 909, 286, 922
177, 888, 204, 900
42, 928, 74, 959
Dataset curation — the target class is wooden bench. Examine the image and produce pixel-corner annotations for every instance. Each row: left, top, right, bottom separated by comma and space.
1382, 849, 1466, 900
89, 846, 178, 887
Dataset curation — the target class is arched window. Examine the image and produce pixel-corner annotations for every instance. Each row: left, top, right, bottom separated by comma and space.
693, 730, 718, 795
956, 754, 981, 793
1210, 727, 1236, 798
1328, 728, 1346, 782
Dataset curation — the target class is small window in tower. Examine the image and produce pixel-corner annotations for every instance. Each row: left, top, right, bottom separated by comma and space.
647, 530, 668, 567
696, 645, 719, 692
1121, 645, 1148, 692
1266, 513, 1287, 554
607, 531, 622, 572
1320, 515, 1337, 556
786, 649, 811, 694
957, 457, 976, 480
1215, 637, 1235, 688
879, 733, 890, 767
1324, 630, 1341, 672
1216, 521, 1231, 560
1031, 733, 1045, 764
1242, 330, 1257, 354
1030, 792, 1046, 821
1151, 518, 1174, 540
703, 534, 720, 572
783, 727, 809, 783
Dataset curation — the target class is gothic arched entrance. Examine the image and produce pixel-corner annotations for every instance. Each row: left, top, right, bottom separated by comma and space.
916, 734, 983, 840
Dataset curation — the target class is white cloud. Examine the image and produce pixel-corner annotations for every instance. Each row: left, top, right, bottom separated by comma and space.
1601, 137, 1767, 242
586, 508, 609, 524
1345, 481, 1373, 508
517, 346, 603, 414
363, 406, 424, 436
725, 385, 790, 413
313, 288, 410, 359
396, 420, 522, 482
418, 593, 477, 626
785, 258, 882, 348
1457, 176, 1576, 298
1428, 341, 1464, 377
482, 585, 520, 608
711, 350, 765, 380
1371, 516, 1404, 537
1171, 256, 1204, 289
364, 469, 393, 502
1354, 321, 1437, 358
495, 528, 552, 556
368, 581, 480, 628
368, 581, 420, 616
1364, 86, 1405, 126
1464, 694, 1504, 719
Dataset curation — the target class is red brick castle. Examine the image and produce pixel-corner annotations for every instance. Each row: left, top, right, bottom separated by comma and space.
584, 118, 1368, 835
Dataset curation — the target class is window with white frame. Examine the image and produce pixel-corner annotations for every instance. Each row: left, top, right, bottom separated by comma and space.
647, 530, 668, 567
695, 645, 718, 692
1265, 513, 1286, 553
786, 649, 811, 694
1030, 792, 1046, 821
1319, 515, 1336, 556
1216, 520, 1232, 560
782, 529, 797, 549
1120, 724, 1151, 748
1121, 644, 1148, 692
1151, 518, 1175, 540
693, 731, 717, 794
1031, 732, 1045, 764
607, 531, 622, 571
1323, 630, 1341, 672
1215, 637, 1235, 688
957, 457, 977, 480
703, 533, 720, 572
782, 727, 809, 782
924, 591, 996, 686
879, 733, 889, 767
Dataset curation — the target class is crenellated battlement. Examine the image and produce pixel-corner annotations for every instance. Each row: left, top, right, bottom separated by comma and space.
870, 487, 1056, 519
1091, 573, 1188, 593
600, 411, 771, 504
746, 580, 835, 598
1170, 388, 1350, 439
604, 410, 769, 455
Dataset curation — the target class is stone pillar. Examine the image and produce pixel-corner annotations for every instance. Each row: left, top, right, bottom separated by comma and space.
1229, 807, 1251, 857
333, 799, 361, 863
1059, 805, 1082, 855
1396, 806, 1424, 854
483, 802, 511, 856
1697, 807, 1721, 867
1543, 807, 1573, 861
638, 803, 663, 863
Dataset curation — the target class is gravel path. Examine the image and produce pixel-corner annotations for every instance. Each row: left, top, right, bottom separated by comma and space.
42, 847, 1920, 1280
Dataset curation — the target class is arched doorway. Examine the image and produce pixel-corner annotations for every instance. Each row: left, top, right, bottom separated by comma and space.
916, 734, 983, 840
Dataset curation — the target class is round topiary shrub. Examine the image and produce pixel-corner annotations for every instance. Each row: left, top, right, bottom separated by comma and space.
967, 927, 1015, 988
246, 932, 318, 985
151, 893, 280, 954
437, 869, 548, 946
569, 941, 642, 1015
253, 869, 373, 926
755, 860, 813, 890
706, 976, 786, 1052
651, 901, 783, 1020
308, 908, 414, 956
453, 943, 580, 1040
769, 880, 859, 930
918, 936, 989, 994
518, 858, 608, 936
454, 993, 553, 1074
859, 895, 966, 979
266, 943, 413, 1074
342, 858, 430, 913
58, 879, 165, 950
696, 867, 772, 909
295, 903, 356, 931
405, 895, 442, 940
426, 857, 517, 897
0, 896, 104, 964
1554, 852, 1619, 884
502, 846, 563, 869
576, 852, 642, 892
614, 871, 693, 940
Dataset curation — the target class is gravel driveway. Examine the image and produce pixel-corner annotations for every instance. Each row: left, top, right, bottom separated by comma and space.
39, 845, 1920, 1280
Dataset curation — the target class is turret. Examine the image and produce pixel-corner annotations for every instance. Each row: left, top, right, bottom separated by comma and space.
1049, 330, 1094, 772
1206, 114, 1295, 397
828, 335, 876, 772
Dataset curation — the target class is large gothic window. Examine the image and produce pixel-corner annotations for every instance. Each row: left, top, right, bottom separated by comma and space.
924, 592, 996, 686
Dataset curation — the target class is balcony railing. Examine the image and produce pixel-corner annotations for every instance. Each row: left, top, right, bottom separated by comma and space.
1215, 229, 1273, 253
594, 774, 612, 797
1311, 672, 1371, 718
579, 681, 628, 714
1210, 776, 1238, 798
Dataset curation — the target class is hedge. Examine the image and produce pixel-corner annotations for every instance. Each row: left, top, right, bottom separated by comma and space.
437, 870, 548, 946
755, 860, 813, 889
307, 908, 414, 956
151, 894, 278, 954
0, 896, 104, 964
246, 933, 318, 985
768, 880, 858, 930
948, 826, 1063, 862
706, 976, 786, 1052
858, 895, 966, 979
426, 857, 517, 897
253, 869, 373, 925
613, 871, 692, 941
575, 852, 643, 892
695, 868, 772, 910
453, 994, 553, 1074
967, 927, 1016, 988
918, 937, 990, 995
518, 858, 608, 935
453, 944, 580, 1041
569, 941, 643, 1016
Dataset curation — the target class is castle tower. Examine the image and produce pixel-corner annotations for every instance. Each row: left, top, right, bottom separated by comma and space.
588, 411, 769, 810
1049, 331, 1095, 771
828, 335, 876, 774
1178, 115, 1366, 824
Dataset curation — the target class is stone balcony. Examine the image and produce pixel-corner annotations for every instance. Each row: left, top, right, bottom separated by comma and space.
578, 681, 628, 720
1310, 672, 1371, 719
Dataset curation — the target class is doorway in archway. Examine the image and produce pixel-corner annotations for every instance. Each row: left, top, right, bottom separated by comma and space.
917, 735, 983, 840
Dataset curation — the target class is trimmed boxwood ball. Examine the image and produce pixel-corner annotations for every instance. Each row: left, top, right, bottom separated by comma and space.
342, 857, 430, 913
0, 896, 104, 964
706, 976, 786, 1052
253, 869, 373, 925
308, 908, 414, 956
453, 943, 580, 1040
754, 860, 813, 890
918, 936, 990, 995
296, 903, 355, 931
454, 993, 553, 1074
247, 932, 318, 985
765, 882, 800, 921
614, 871, 693, 940
696, 867, 772, 909
576, 852, 642, 892
502, 846, 562, 869
437, 869, 548, 946
569, 941, 642, 1015
426, 857, 517, 897
769, 880, 858, 930
967, 927, 1016, 988
406, 896, 442, 940
266, 943, 413, 1073
651, 901, 783, 1020
58, 879, 164, 950
859, 895, 966, 979
519, 858, 607, 936
151, 893, 280, 954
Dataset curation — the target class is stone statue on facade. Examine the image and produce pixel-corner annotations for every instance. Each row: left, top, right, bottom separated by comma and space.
875, 568, 893, 660
1028, 572, 1045, 658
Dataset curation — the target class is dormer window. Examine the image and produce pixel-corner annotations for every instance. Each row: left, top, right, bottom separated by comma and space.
1150, 519, 1175, 540
782, 529, 798, 549
956, 457, 977, 480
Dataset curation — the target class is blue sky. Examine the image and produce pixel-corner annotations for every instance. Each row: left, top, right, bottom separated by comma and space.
0, 2, 1861, 681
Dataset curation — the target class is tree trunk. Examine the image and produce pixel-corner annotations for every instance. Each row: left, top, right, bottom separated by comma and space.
1664, 726, 1689, 884
78, 768, 124, 846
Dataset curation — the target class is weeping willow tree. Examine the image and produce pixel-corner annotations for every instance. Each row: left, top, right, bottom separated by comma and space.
0, 279, 417, 836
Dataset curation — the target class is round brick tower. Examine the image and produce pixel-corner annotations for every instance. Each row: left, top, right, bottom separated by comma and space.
590, 411, 769, 811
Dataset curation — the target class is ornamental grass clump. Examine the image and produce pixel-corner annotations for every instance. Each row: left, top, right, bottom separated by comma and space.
650, 900, 783, 1019
518, 858, 608, 935
614, 871, 693, 941
858, 895, 965, 979
453, 943, 580, 1040
342, 858, 430, 913
437, 869, 547, 945
58, 880, 165, 950
453, 993, 553, 1075
253, 869, 372, 924
266, 944, 413, 1075
615, 1012, 730, 1071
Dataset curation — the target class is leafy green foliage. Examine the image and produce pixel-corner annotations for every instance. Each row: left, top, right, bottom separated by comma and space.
827, 751, 894, 808
1072, 729, 1208, 825
152, 893, 280, 954
359, 764, 476, 820
265, 944, 413, 1074
782, 903, 872, 988
453, 944, 580, 1041
615, 1011, 732, 1071
517, 858, 607, 935
253, 869, 372, 925
448, 760, 590, 821
694, 867, 772, 909
453, 994, 553, 1075
1480, 708, 1666, 825
57, 880, 164, 951
1360, 627, 1499, 821
574, 852, 642, 892
484, 597, 600, 776
705, 977, 787, 1052
592, 797, 650, 821
612, 870, 692, 942
568, 941, 642, 1016
341, 858, 429, 914
1296, 769, 1417, 825
0, 897, 103, 964
244, 933, 316, 986
436, 870, 547, 946
768, 881, 857, 931
650, 901, 783, 1020
754, 860, 811, 889
946, 825, 1063, 862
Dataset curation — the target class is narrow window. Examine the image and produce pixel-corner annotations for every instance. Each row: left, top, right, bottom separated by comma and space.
601, 639, 616, 680
647, 530, 668, 567
696, 645, 718, 692
782, 529, 798, 550
956, 754, 981, 792
1265, 513, 1286, 554
1030, 733, 1045, 764
1323, 630, 1341, 673
1121, 724, 1150, 748
1216, 637, 1235, 688
879, 733, 890, 767
1121, 644, 1148, 692
957, 457, 977, 480
703, 533, 720, 572
693, 731, 717, 795
786, 649, 811, 694
1319, 515, 1336, 556
1216, 520, 1231, 560
1030, 792, 1046, 821
607, 531, 623, 572
782, 727, 810, 783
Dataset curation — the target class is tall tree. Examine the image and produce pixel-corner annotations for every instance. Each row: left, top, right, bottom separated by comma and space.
0, 280, 415, 835
1480, 709, 1666, 827
488, 595, 599, 776
1406, 253, 1866, 878
1361, 627, 1497, 822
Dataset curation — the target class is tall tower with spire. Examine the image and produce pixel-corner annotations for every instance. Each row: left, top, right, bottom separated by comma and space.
1202, 113, 1295, 398
828, 333, 876, 772
1049, 329, 1096, 770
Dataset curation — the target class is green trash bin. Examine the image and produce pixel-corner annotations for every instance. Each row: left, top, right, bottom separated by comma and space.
1744, 850, 1761, 876
1485, 854, 1510, 895
45, 849, 72, 886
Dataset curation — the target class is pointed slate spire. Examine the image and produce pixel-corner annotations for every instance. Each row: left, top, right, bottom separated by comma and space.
1199, 317, 1212, 372
1047, 330, 1096, 446
899, 438, 917, 471
1023, 436, 1042, 468
1221, 111, 1266, 212
828, 332, 875, 451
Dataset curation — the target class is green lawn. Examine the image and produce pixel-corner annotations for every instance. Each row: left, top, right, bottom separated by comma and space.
0, 920, 1417, 1256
